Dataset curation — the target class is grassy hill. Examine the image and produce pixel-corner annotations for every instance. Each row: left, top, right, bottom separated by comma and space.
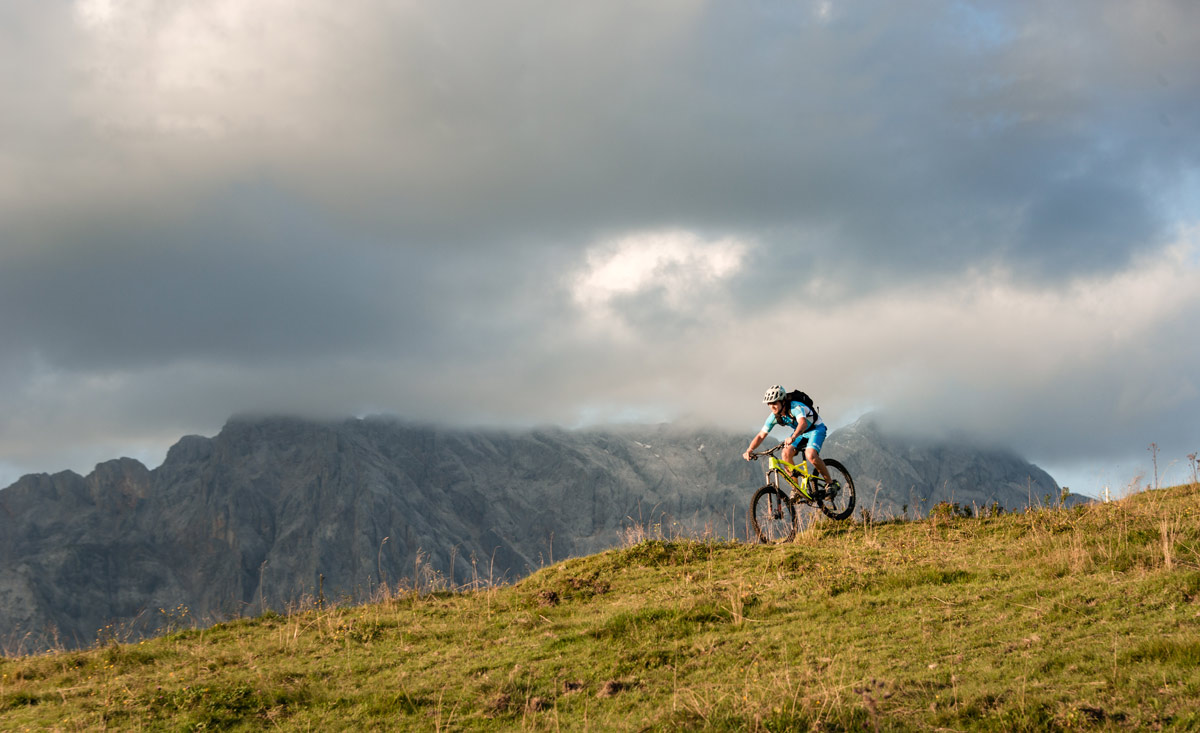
2, 484, 1198, 731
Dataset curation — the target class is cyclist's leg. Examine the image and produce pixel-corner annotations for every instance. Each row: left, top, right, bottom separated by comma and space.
802, 425, 833, 483
782, 435, 808, 469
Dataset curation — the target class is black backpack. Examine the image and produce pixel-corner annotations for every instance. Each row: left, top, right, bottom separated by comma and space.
784, 389, 819, 420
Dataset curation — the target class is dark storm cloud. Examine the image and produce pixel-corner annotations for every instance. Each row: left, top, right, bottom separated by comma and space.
0, 185, 421, 369
406, 0, 1195, 284
10, 1, 1193, 276
1018, 177, 1161, 272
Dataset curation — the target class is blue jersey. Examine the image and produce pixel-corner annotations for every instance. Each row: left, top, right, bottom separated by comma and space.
761, 401, 822, 435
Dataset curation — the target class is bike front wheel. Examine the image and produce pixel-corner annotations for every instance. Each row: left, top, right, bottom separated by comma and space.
817, 458, 856, 521
749, 485, 796, 543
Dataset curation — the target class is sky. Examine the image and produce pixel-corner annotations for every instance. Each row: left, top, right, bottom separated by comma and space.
2, 0, 1198, 497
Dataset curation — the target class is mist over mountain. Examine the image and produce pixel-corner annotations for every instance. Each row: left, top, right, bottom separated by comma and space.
826, 416, 1078, 516
0, 414, 1068, 651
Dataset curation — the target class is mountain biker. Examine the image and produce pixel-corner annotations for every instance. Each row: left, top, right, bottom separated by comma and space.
743, 385, 837, 498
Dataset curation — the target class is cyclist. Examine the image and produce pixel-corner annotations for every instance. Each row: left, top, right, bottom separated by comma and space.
743, 385, 838, 498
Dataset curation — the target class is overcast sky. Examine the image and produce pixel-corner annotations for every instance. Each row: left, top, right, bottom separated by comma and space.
3, 1, 1198, 496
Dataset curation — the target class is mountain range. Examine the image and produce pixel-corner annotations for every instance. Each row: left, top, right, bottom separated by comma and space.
0, 414, 1070, 651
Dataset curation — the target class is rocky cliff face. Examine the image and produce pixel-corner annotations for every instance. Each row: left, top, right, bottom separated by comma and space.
0, 415, 1065, 651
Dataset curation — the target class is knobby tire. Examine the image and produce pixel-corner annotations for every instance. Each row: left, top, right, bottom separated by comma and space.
749, 485, 796, 544
817, 458, 856, 520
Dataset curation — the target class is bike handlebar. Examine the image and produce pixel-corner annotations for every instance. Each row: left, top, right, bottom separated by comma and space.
747, 443, 786, 460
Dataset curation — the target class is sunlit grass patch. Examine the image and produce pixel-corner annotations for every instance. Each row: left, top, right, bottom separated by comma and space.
2, 483, 1199, 730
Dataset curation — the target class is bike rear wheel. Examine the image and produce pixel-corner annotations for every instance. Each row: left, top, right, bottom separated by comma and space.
749, 485, 796, 543
816, 458, 856, 520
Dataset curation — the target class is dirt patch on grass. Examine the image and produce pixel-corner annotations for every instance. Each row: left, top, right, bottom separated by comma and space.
485, 692, 511, 715
597, 680, 627, 698
526, 696, 549, 712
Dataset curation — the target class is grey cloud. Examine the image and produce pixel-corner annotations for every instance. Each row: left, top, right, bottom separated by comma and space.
1, 186, 417, 370
8, 1, 1194, 281
1017, 176, 1161, 273
2, 1, 1199, 495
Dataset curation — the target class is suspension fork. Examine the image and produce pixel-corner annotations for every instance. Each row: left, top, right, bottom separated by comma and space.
766, 456, 787, 489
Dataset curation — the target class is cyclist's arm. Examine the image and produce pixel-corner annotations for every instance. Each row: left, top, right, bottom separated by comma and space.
743, 430, 769, 461
788, 404, 812, 443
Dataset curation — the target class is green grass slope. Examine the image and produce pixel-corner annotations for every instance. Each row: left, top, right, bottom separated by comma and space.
3, 485, 1199, 731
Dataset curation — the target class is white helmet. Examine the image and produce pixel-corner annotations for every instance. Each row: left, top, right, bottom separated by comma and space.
762, 385, 787, 404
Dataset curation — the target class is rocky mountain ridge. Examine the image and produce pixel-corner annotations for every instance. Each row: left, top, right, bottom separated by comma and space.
0, 414, 1067, 651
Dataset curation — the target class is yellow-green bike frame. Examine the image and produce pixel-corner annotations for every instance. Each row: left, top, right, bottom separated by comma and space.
764, 452, 823, 501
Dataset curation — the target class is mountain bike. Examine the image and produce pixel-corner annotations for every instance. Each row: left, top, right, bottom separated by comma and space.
746, 443, 856, 543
